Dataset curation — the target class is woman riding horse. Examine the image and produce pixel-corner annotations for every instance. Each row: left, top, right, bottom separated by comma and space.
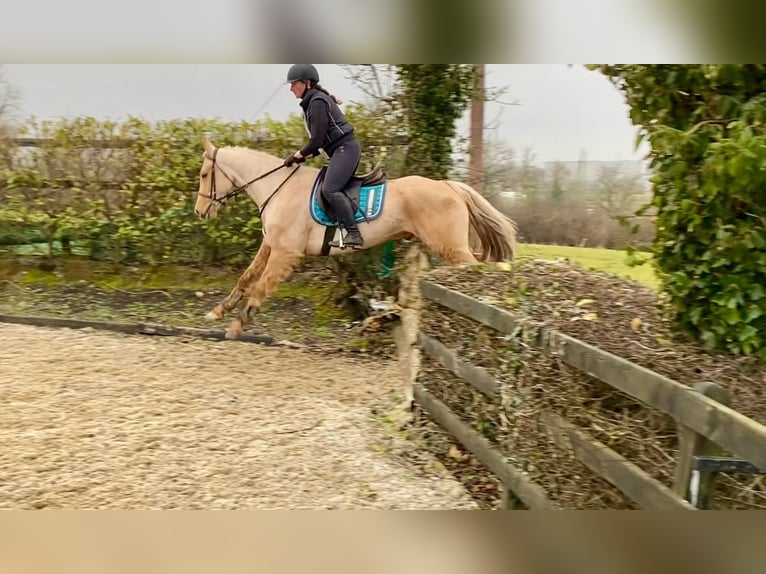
283, 64, 364, 248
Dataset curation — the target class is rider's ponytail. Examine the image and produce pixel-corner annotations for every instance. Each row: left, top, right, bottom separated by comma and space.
309, 80, 342, 105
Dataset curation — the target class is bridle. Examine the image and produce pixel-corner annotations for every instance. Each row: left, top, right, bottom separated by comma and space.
198, 148, 300, 219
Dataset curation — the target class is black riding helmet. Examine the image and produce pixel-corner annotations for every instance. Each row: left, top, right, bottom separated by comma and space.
286, 64, 319, 84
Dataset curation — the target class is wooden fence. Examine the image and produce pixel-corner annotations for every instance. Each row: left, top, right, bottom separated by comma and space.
411, 279, 766, 510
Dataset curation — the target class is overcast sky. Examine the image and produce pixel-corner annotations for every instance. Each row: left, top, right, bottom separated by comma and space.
2, 64, 650, 165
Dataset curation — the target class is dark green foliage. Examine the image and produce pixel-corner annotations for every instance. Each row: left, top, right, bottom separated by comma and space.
395, 65, 475, 179
594, 65, 766, 358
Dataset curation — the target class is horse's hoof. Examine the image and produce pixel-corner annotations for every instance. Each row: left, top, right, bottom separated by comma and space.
205, 309, 221, 322
225, 328, 241, 340
225, 319, 243, 340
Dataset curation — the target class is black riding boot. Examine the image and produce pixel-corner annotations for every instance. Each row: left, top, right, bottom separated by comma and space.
328, 192, 364, 248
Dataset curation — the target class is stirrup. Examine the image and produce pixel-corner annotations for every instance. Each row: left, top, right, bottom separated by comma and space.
329, 231, 363, 249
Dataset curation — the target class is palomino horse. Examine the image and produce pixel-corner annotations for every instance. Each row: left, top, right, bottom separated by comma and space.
193, 138, 517, 340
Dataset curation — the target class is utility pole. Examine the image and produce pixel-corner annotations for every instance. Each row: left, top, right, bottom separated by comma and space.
468, 64, 485, 193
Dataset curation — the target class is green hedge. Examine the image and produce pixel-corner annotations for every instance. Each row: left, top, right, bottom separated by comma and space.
594, 65, 766, 358
0, 107, 405, 266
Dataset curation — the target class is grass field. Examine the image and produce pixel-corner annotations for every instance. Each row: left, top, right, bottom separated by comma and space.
2, 240, 660, 290
516, 243, 658, 289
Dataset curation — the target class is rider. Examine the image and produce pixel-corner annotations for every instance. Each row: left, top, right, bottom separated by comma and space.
283, 64, 364, 248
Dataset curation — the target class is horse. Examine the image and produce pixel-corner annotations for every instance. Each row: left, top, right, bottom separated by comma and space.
193, 138, 517, 340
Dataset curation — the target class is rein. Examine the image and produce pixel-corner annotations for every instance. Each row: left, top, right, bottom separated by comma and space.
200, 148, 300, 219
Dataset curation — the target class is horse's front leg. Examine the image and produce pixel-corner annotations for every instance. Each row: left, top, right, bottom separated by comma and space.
225, 250, 302, 339
206, 244, 272, 322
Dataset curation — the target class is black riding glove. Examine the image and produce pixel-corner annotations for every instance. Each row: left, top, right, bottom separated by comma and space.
284, 153, 305, 167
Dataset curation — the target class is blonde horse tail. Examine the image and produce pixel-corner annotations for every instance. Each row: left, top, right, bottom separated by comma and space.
445, 181, 517, 262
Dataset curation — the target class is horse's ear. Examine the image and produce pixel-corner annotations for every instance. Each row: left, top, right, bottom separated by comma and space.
203, 138, 216, 156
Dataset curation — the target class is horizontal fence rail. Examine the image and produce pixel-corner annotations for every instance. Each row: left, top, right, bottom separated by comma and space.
414, 385, 555, 510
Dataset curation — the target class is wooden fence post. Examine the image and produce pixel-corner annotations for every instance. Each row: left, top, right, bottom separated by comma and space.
501, 486, 525, 510
393, 245, 430, 419
673, 381, 732, 508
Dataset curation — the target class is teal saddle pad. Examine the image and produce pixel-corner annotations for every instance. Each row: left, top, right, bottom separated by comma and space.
309, 166, 388, 226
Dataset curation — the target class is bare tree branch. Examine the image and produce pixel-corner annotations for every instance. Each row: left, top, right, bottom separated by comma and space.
0, 65, 21, 126
0, 71, 20, 148
339, 64, 397, 105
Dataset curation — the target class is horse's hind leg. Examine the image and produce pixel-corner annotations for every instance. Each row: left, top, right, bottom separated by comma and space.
439, 246, 479, 264
225, 249, 302, 340
416, 214, 478, 264
206, 243, 272, 322
403, 193, 480, 264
